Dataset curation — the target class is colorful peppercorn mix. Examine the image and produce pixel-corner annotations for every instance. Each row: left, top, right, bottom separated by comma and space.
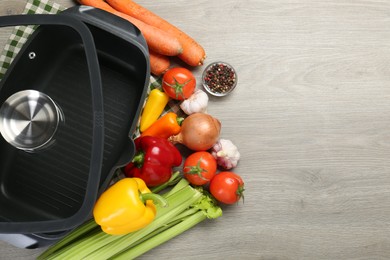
202, 62, 237, 96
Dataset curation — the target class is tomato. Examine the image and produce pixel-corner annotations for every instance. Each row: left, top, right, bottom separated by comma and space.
209, 171, 244, 204
183, 151, 217, 185
162, 67, 196, 100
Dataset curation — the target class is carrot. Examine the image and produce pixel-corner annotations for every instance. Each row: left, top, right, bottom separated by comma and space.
77, 0, 182, 56
149, 50, 170, 76
105, 0, 206, 66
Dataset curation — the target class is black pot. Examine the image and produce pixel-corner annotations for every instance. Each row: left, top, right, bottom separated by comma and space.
0, 6, 149, 247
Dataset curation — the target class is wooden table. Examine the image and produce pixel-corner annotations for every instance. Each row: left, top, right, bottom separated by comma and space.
1, 0, 390, 259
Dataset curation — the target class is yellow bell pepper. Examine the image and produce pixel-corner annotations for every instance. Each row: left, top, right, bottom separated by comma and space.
93, 178, 166, 235
140, 88, 169, 132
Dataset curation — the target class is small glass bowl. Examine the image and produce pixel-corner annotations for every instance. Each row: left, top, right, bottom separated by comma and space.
202, 61, 238, 97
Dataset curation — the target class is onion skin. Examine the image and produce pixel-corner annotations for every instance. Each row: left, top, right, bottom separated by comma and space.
169, 113, 221, 151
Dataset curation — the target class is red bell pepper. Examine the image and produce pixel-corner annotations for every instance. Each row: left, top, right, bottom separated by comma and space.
124, 136, 182, 187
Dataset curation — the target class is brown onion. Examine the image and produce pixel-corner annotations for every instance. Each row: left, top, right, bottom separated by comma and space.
169, 113, 221, 151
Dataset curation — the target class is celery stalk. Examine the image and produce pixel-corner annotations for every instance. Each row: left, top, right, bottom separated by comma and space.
38, 179, 223, 260
164, 178, 190, 198
39, 176, 182, 259
114, 211, 207, 259
82, 186, 202, 260
125, 218, 181, 249
37, 218, 99, 260
113, 188, 223, 259
45, 231, 117, 260
44, 184, 200, 260
124, 207, 199, 250
39, 180, 194, 259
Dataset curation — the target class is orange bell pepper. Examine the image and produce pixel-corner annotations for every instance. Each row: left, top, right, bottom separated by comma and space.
140, 112, 184, 139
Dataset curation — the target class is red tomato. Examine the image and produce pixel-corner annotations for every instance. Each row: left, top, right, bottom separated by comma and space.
162, 67, 196, 100
209, 171, 244, 204
183, 151, 217, 185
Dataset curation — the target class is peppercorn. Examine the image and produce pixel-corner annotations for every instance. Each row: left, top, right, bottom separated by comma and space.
202, 62, 237, 96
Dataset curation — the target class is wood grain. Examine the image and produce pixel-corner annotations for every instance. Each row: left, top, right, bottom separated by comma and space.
1, 0, 390, 259
0, 0, 25, 15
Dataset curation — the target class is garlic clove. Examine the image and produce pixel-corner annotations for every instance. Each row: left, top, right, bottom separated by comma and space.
210, 139, 240, 170
180, 89, 208, 115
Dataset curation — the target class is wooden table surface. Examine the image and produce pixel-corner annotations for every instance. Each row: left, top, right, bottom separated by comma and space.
1, 0, 390, 259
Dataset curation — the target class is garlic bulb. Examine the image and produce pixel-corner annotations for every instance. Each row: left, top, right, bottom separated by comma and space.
180, 89, 208, 115
210, 139, 240, 170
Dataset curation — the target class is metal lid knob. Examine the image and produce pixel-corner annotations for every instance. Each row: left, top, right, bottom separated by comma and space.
0, 90, 62, 152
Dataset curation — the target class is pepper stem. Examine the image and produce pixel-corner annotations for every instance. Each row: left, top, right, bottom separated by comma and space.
176, 117, 184, 126
140, 193, 168, 208
132, 151, 145, 168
